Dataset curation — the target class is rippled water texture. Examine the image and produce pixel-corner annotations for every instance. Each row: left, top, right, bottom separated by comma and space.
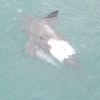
0, 0, 100, 100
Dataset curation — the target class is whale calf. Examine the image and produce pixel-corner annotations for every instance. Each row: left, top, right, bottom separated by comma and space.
17, 10, 77, 67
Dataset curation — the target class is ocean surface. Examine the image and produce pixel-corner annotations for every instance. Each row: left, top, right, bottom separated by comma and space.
0, 0, 100, 100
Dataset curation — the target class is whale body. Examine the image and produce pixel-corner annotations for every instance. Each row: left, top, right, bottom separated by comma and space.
17, 10, 77, 67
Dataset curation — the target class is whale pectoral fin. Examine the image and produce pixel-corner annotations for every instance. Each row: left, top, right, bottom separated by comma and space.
44, 10, 58, 22
25, 38, 37, 55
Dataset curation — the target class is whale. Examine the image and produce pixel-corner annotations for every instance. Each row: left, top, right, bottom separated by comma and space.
17, 10, 78, 68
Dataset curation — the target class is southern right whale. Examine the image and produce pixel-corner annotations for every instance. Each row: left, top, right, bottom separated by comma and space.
17, 10, 78, 68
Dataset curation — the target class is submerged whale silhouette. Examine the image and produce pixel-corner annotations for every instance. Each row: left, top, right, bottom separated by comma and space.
17, 10, 77, 67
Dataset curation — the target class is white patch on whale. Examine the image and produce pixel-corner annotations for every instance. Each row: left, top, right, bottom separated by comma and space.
48, 39, 75, 62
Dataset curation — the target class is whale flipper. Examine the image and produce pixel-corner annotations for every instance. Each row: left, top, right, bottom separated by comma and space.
44, 10, 58, 22
25, 38, 37, 55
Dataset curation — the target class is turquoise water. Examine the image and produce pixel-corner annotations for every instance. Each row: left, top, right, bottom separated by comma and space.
0, 0, 100, 100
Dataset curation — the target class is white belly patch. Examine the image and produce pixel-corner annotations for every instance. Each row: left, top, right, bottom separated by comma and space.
48, 39, 75, 62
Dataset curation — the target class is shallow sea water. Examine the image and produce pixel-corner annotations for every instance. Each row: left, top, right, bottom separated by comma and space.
0, 0, 100, 100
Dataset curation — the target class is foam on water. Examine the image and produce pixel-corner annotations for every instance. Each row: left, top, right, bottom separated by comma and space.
48, 39, 75, 62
